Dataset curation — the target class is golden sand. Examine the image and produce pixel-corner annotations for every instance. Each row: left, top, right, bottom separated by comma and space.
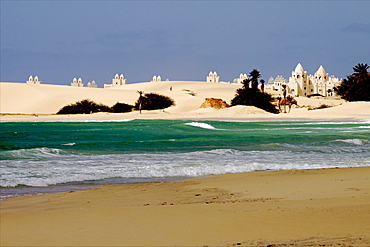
1, 167, 369, 246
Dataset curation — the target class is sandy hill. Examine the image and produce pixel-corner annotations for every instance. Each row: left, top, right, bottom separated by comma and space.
0, 81, 239, 114
1, 81, 369, 121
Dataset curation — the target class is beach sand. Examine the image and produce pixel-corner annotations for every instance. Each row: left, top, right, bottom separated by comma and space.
1, 167, 369, 246
1, 81, 369, 121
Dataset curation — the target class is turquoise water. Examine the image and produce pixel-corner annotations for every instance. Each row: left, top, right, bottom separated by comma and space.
1, 119, 370, 198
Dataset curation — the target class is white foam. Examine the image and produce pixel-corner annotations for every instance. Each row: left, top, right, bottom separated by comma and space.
335, 139, 369, 145
2, 148, 369, 187
3, 147, 66, 159
61, 143, 76, 146
185, 122, 217, 130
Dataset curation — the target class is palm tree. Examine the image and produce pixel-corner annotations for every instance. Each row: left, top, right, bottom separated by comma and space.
249, 69, 261, 91
242, 78, 251, 89
137, 90, 144, 113
334, 63, 370, 101
353, 63, 370, 82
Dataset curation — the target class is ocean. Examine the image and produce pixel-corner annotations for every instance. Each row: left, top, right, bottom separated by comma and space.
1, 119, 370, 199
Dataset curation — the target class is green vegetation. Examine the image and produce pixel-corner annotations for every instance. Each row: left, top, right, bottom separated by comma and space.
111, 102, 134, 113
182, 89, 197, 96
334, 63, 370, 101
57, 99, 134, 114
57, 99, 112, 114
230, 69, 279, 114
134, 93, 175, 111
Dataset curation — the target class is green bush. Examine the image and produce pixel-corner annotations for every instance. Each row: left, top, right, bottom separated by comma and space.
111, 102, 134, 113
231, 88, 279, 114
57, 99, 111, 114
135, 93, 175, 110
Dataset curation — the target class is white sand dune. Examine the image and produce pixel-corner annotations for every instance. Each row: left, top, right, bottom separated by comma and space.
1, 81, 369, 121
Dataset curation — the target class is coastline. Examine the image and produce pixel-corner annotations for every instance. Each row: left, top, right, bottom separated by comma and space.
1, 111, 369, 122
1, 166, 369, 246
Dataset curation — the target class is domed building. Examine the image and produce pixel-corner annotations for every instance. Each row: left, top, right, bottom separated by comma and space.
26, 75, 42, 85
206, 71, 220, 83
286, 63, 341, 97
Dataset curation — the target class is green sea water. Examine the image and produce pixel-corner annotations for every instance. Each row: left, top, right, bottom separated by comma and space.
1, 119, 370, 197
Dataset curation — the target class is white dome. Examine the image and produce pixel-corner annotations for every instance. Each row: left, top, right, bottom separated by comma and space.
315, 65, 326, 76
115, 74, 119, 79
295, 63, 304, 73
28, 76, 33, 80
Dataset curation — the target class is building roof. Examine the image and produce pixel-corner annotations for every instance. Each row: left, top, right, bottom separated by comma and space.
315, 65, 327, 76
295, 63, 305, 73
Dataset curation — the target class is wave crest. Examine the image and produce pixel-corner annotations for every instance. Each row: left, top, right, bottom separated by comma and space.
185, 122, 218, 130
0, 147, 68, 159
334, 139, 369, 146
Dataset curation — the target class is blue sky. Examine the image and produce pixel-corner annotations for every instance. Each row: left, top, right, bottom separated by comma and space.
1, 0, 369, 86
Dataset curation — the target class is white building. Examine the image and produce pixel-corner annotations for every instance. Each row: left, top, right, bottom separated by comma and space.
87, 80, 98, 88
104, 74, 127, 88
206, 71, 220, 83
265, 75, 287, 94
112, 74, 127, 86
151, 75, 162, 82
26, 76, 42, 85
286, 63, 341, 97
233, 73, 248, 84
71, 78, 84, 87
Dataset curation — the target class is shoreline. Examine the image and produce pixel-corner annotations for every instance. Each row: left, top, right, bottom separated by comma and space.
1, 166, 369, 246
1, 112, 369, 123
2, 165, 368, 201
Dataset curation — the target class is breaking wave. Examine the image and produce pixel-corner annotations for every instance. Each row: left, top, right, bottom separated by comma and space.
185, 122, 218, 130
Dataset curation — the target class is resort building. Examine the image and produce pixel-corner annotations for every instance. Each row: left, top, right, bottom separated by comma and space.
71, 78, 84, 87
87, 80, 98, 88
286, 63, 341, 97
233, 73, 248, 84
265, 75, 286, 94
151, 75, 162, 82
104, 74, 127, 88
26, 76, 42, 85
206, 71, 220, 83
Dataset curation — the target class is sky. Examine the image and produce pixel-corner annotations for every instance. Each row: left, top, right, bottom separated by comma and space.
1, 0, 369, 87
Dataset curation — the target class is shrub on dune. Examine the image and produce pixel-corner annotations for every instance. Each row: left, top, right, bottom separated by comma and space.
135, 93, 175, 111
230, 69, 279, 114
57, 99, 111, 114
111, 102, 134, 113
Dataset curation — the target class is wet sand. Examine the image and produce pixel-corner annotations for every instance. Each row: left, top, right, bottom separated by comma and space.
1, 167, 369, 246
